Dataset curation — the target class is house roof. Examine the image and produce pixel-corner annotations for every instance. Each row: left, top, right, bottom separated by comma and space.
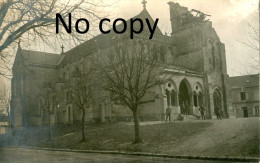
229, 74, 259, 88
20, 50, 63, 66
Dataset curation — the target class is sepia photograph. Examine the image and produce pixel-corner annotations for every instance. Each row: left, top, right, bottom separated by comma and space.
0, 0, 259, 162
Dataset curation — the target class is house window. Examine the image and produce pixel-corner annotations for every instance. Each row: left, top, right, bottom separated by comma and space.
240, 92, 246, 101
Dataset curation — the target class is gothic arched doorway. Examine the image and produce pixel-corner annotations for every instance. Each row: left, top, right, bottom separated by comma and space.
213, 89, 222, 116
179, 79, 192, 115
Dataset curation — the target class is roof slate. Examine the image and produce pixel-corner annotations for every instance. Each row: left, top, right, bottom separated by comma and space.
229, 74, 259, 88
21, 50, 63, 66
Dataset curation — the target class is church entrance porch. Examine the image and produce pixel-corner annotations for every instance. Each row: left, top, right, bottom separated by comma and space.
161, 76, 206, 120
179, 80, 192, 115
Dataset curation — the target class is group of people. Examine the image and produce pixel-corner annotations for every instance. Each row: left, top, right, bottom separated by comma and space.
199, 105, 222, 120
165, 104, 223, 122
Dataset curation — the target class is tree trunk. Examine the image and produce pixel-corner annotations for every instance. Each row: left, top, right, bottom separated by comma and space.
133, 110, 142, 143
7, 107, 10, 126
81, 108, 86, 141
48, 112, 52, 140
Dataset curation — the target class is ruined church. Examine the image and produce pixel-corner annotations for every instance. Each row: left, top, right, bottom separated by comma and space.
10, 2, 233, 127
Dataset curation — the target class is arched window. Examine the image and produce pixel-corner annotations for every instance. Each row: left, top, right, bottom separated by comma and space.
166, 89, 177, 106
165, 81, 177, 106
216, 42, 222, 68
208, 40, 215, 69
194, 83, 203, 107
216, 42, 221, 55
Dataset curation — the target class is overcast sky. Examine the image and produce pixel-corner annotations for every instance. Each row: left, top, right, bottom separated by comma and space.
3, 0, 259, 79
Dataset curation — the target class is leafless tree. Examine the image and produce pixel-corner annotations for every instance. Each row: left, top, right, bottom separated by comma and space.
40, 84, 57, 140
242, 23, 259, 51
0, 84, 11, 121
239, 6, 259, 72
0, 0, 113, 77
70, 66, 95, 142
95, 39, 163, 143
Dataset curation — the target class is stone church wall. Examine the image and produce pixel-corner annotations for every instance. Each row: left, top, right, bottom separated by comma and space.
173, 50, 203, 71
12, 98, 23, 127
139, 101, 160, 121
10, 2, 233, 127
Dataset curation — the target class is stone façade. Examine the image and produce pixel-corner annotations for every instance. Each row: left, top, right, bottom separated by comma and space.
10, 2, 233, 127
229, 74, 259, 118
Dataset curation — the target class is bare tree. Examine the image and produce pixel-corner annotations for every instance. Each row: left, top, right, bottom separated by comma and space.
0, 0, 112, 77
242, 23, 259, 51
40, 84, 56, 140
0, 84, 11, 121
70, 66, 95, 142
239, 7, 259, 72
95, 39, 163, 143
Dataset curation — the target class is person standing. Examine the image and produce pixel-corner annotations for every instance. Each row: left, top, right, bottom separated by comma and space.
180, 101, 185, 114
218, 108, 222, 120
185, 101, 189, 115
216, 108, 222, 120
199, 105, 206, 120
166, 107, 172, 122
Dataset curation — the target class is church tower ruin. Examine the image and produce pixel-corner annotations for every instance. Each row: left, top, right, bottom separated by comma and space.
168, 2, 232, 118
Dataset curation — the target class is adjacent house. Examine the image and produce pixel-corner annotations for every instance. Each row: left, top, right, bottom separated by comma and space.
230, 74, 259, 118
